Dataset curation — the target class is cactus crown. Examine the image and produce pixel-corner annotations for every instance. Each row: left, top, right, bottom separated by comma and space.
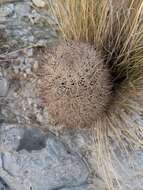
39, 41, 112, 127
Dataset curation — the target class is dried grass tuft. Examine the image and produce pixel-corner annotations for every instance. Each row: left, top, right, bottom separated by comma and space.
40, 0, 143, 189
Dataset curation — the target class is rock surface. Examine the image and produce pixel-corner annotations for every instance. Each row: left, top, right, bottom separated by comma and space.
0, 1, 142, 190
0, 177, 10, 190
0, 77, 9, 97
0, 124, 89, 190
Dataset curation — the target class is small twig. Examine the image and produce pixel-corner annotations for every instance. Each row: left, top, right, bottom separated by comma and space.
0, 43, 45, 58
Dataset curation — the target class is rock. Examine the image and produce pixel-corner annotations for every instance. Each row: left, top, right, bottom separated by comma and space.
15, 3, 31, 17
61, 185, 95, 190
32, 0, 46, 8
0, 4, 14, 17
0, 77, 9, 97
0, 125, 89, 190
0, 177, 10, 190
0, 124, 24, 151
17, 127, 46, 151
119, 151, 143, 190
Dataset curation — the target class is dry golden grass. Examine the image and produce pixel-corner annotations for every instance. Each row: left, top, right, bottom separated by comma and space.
48, 0, 143, 80
42, 0, 143, 189
48, 0, 110, 46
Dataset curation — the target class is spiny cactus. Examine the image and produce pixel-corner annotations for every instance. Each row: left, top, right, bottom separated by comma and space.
39, 41, 112, 128
38, 0, 143, 189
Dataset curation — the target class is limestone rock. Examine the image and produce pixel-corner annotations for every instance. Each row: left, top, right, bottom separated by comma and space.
0, 124, 89, 190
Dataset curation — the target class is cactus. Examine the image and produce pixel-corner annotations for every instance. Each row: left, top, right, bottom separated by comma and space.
38, 0, 143, 189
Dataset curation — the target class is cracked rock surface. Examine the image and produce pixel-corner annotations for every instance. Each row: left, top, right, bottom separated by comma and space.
0, 124, 89, 190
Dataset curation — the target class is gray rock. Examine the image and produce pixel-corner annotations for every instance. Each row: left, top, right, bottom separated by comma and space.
15, 3, 31, 17
0, 0, 57, 49
0, 77, 9, 97
119, 151, 143, 190
0, 4, 14, 17
61, 184, 95, 190
0, 124, 24, 151
0, 177, 10, 190
0, 124, 89, 190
